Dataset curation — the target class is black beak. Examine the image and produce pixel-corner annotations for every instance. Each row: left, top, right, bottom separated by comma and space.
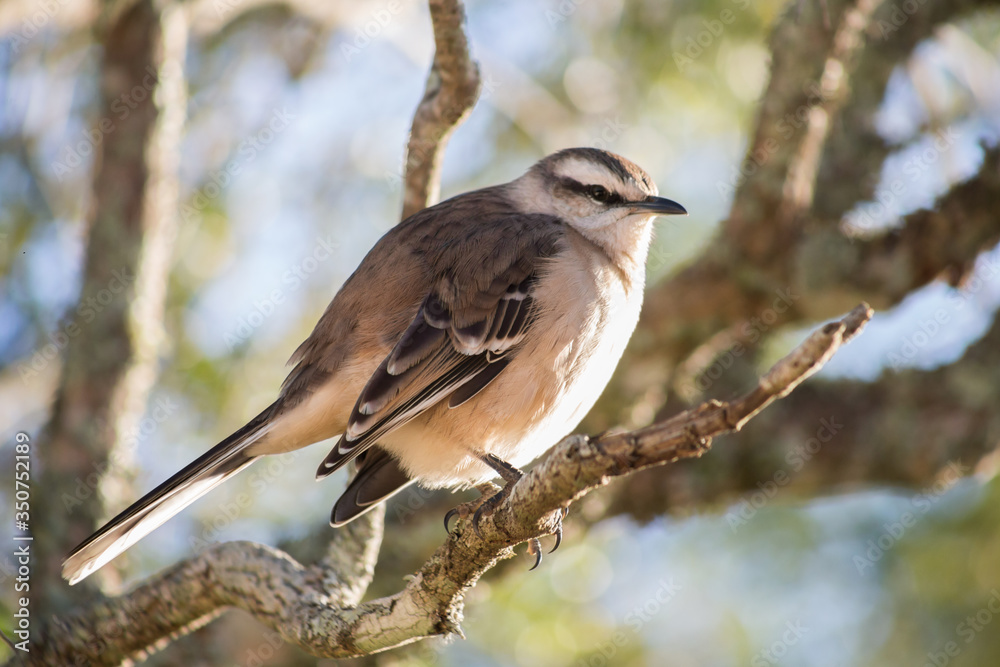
631, 196, 687, 216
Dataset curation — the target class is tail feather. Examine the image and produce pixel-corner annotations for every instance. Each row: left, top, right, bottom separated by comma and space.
62, 409, 273, 585
331, 447, 414, 526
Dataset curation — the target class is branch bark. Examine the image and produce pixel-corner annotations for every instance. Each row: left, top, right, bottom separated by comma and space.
814, 0, 1000, 223
29, 511, 383, 666
400, 0, 481, 219
607, 302, 1000, 521
32, 0, 187, 614
593, 0, 1000, 431
26, 305, 873, 663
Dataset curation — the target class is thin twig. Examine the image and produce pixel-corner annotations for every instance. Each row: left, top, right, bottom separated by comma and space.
400, 0, 481, 219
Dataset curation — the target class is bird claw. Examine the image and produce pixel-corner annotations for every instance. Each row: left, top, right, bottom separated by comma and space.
444, 507, 460, 533
527, 538, 543, 571
444, 482, 499, 534
443, 455, 569, 571
526, 506, 569, 570
546, 506, 569, 555
550, 523, 563, 554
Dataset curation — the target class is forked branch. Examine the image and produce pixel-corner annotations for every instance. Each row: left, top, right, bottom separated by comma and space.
27, 305, 873, 664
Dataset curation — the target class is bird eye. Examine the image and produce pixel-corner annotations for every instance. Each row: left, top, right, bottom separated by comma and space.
587, 185, 611, 203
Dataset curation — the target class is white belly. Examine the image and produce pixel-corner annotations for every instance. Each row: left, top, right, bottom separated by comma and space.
383, 244, 644, 488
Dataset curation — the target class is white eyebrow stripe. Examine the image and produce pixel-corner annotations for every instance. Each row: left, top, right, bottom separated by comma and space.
554, 157, 626, 191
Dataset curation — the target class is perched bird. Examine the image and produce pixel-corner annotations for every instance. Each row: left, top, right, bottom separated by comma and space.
62, 148, 686, 584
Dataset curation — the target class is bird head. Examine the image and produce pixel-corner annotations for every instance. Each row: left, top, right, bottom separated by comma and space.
513, 147, 687, 272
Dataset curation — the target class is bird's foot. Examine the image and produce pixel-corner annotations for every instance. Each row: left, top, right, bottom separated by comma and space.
443, 453, 523, 538
444, 453, 569, 570
444, 482, 500, 533
471, 454, 524, 538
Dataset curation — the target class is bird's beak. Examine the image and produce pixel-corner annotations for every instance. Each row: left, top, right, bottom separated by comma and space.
630, 196, 687, 216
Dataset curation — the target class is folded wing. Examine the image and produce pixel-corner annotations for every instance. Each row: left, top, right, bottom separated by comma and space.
316, 212, 563, 480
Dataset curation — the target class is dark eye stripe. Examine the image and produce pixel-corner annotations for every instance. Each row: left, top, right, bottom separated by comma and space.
558, 178, 623, 206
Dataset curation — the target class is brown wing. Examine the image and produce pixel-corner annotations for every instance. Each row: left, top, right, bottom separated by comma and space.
315, 212, 563, 479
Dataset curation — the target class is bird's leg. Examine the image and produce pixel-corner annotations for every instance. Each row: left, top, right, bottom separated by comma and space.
443, 454, 524, 536
476, 454, 569, 569
470, 453, 524, 539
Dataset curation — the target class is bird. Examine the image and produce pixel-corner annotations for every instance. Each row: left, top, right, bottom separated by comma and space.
62, 147, 687, 585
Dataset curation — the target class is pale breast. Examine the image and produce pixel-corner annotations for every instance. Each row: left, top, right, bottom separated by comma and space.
385, 232, 645, 488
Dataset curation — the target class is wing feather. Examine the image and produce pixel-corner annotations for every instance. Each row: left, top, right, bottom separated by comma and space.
315, 212, 563, 480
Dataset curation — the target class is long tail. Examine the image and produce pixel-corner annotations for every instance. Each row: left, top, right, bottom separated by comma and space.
62, 407, 274, 585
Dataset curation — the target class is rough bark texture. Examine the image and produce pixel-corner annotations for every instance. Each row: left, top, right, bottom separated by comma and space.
15, 0, 481, 663
592, 0, 1000, 431
32, 0, 187, 615
814, 0, 1000, 223
607, 304, 1000, 521
24, 307, 873, 664
28, 511, 383, 666
400, 0, 481, 219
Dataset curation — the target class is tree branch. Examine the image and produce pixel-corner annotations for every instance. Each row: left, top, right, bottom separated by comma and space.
400, 0, 480, 219
29, 511, 383, 666
608, 302, 1000, 521
32, 0, 188, 614
725, 0, 875, 257
594, 0, 1000, 431
27, 305, 873, 663
814, 0, 1000, 223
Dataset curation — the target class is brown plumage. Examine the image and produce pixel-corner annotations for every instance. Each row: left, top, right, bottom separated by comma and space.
62, 148, 686, 584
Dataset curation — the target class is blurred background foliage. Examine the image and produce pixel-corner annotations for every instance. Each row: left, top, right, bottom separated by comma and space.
2, 0, 1000, 664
